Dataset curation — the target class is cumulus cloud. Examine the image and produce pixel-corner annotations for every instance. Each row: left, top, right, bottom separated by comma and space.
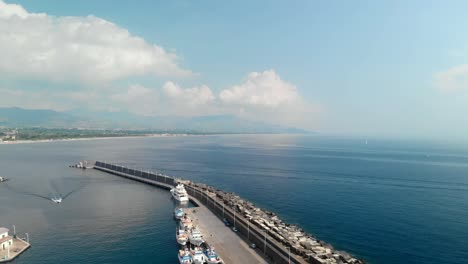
111, 85, 158, 115
434, 64, 468, 92
0, 0, 191, 84
163, 81, 215, 106
219, 70, 316, 128
110, 82, 216, 116
219, 70, 299, 107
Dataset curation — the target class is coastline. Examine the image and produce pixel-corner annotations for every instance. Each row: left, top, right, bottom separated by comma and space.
0, 133, 193, 145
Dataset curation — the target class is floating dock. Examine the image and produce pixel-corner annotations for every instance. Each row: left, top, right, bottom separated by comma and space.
93, 161, 364, 264
0, 237, 30, 263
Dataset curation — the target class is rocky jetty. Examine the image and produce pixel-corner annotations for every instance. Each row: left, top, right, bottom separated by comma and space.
186, 181, 364, 264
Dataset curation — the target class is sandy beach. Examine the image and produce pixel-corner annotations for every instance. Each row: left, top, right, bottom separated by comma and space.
0, 133, 192, 145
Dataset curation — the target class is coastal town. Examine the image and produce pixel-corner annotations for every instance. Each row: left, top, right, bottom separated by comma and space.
0, 129, 17, 142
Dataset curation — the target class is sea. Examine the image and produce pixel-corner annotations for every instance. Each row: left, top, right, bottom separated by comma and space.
0, 134, 467, 264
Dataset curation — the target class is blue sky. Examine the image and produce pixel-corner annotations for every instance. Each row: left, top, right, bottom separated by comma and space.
1, 0, 468, 140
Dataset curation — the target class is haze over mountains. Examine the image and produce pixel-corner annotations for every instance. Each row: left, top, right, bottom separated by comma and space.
0, 107, 308, 134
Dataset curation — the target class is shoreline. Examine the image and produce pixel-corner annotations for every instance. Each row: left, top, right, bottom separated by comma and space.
0, 133, 310, 145
0, 133, 195, 145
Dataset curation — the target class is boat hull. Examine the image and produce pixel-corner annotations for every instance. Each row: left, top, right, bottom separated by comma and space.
189, 238, 204, 246
177, 238, 188, 246
171, 189, 189, 202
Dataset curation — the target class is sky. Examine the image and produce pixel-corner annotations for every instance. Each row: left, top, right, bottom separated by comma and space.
0, 0, 467, 141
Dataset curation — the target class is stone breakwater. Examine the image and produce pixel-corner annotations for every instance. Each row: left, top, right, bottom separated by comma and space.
93, 161, 364, 264
185, 181, 364, 264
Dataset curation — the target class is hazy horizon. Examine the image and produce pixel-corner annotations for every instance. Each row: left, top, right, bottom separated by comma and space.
0, 0, 467, 141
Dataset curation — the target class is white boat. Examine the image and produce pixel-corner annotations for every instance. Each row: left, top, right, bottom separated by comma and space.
204, 247, 223, 264
170, 184, 189, 202
178, 248, 193, 264
188, 227, 204, 246
175, 207, 184, 219
180, 217, 193, 231
176, 227, 189, 246
0, 176, 9, 182
190, 247, 206, 264
51, 197, 62, 204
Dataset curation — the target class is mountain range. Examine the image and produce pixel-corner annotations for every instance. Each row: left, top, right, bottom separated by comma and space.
0, 107, 309, 134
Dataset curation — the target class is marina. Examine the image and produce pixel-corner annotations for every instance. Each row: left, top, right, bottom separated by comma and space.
93, 161, 364, 264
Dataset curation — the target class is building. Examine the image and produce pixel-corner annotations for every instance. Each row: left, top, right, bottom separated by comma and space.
0, 227, 13, 250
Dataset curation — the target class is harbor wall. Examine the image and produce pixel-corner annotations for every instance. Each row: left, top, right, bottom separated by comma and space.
93, 161, 307, 264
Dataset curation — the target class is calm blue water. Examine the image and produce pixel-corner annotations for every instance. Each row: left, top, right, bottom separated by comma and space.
1, 135, 467, 264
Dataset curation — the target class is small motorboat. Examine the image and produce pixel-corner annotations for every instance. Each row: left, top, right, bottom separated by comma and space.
0, 176, 9, 182
180, 216, 193, 230
176, 227, 189, 246
204, 247, 223, 264
174, 208, 184, 219
190, 247, 206, 264
178, 248, 193, 264
51, 197, 62, 204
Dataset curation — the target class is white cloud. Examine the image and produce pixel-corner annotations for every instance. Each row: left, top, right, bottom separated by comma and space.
0, 0, 31, 18
163, 81, 215, 106
434, 64, 468, 92
0, 0, 191, 84
1, 68, 317, 129
219, 70, 317, 128
219, 70, 299, 107
110, 82, 216, 116
111, 85, 158, 116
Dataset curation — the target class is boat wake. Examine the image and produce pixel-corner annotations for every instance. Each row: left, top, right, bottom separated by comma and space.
5, 179, 89, 204
4, 183, 51, 201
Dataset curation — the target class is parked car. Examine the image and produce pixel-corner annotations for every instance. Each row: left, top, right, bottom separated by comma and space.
250, 243, 257, 249
223, 218, 231, 226
231, 226, 238, 232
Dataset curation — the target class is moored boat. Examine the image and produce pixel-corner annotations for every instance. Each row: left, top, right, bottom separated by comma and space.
175, 207, 184, 219
179, 216, 193, 230
188, 227, 204, 246
176, 227, 189, 246
204, 247, 223, 264
170, 183, 189, 202
178, 248, 193, 264
190, 247, 206, 264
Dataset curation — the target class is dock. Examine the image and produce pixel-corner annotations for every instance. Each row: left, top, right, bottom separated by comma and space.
186, 200, 267, 263
93, 161, 364, 264
0, 237, 30, 263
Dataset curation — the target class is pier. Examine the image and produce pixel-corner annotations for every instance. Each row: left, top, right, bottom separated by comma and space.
0, 227, 30, 263
93, 161, 363, 264
186, 204, 266, 263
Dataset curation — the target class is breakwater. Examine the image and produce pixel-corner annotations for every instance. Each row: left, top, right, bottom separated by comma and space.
94, 161, 364, 264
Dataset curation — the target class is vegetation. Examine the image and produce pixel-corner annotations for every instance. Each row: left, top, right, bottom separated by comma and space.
0, 127, 199, 141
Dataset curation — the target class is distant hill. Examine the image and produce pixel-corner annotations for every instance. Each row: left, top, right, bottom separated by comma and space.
0, 107, 77, 127
0, 107, 310, 133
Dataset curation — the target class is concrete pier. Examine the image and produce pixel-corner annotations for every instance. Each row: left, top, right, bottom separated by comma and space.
93, 161, 363, 264
0, 238, 30, 263
186, 203, 267, 263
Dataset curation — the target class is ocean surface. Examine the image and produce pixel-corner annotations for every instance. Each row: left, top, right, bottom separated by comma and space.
0, 135, 467, 264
